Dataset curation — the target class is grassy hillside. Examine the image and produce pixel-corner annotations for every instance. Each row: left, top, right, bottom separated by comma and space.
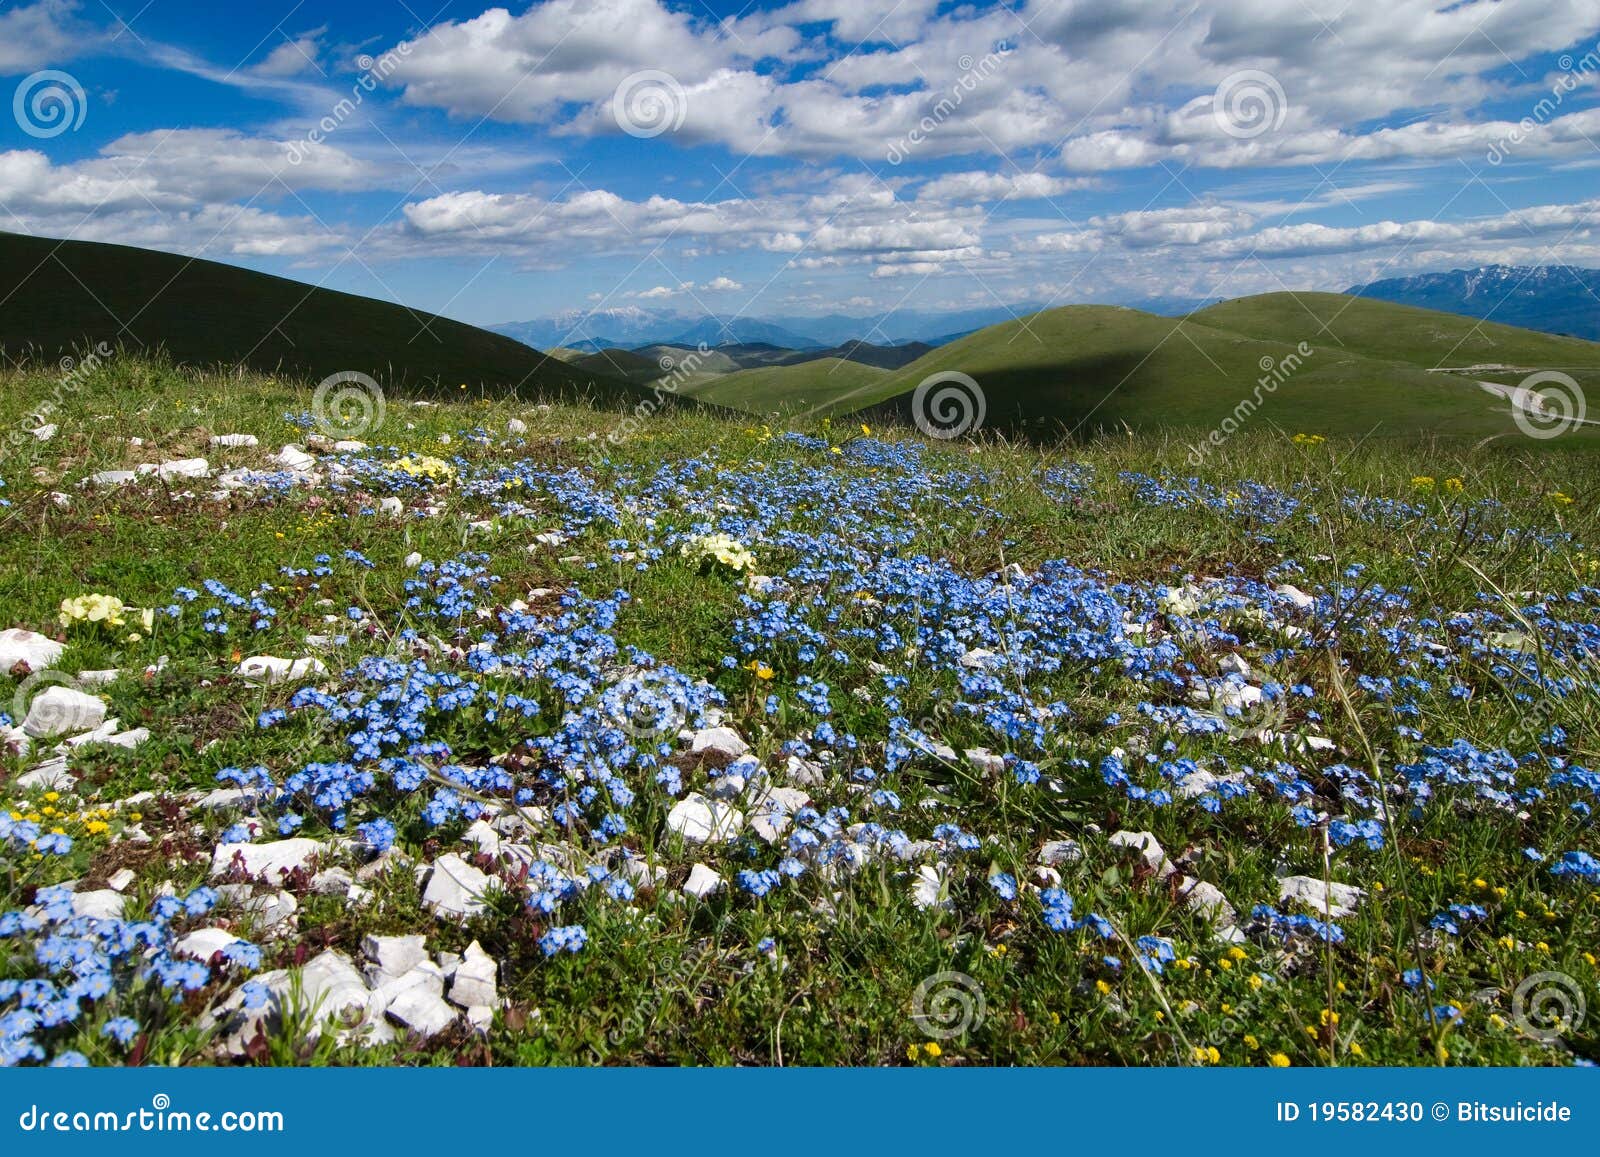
0, 231, 648, 405
775, 340, 933, 370
570, 348, 668, 385
683, 298, 1600, 445
1192, 292, 1600, 392
677, 357, 887, 410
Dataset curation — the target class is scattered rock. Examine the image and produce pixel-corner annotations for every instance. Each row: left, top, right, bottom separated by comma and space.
748, 785, 810, 843
75, 668, 120, 687
910, 863, 951, 911
86, 469, 137, 488
386, 985, 457, 1040
1109, 830, 1175, 879
210, 434, 259, 448
363, 934, 430, 984
379, 496, 404, 517
175, 927, 245, 961
507, 418, 527, 435
665, 792, 745, 844
241, 890, 298, 938
16, 757, 73, 791
1278, 875, 1365, 919
447, 941, 498, 1009
70, 889, 125, 919
690, 726, 749, 763
272, 445, 317, 472
234, 655, 328, 685
682, 863, 723, 899
209, 837, 323, 882
106, 868, 136, 892
420, 853, 498, 919
22, 686, 106, 738
0, 628, 64, 673
965, 748, 1005, 776
137, 457, 209, 481
1038, 839, 1084, 867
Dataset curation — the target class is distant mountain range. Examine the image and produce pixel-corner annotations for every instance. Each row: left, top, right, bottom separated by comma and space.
1348, 265, 1600, 341
490, 297, 1217, 353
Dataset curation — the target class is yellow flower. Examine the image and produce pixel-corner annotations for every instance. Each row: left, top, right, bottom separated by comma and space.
1192, 1045, 1220, 1065
43, 792, 59, 802
923, 1042, 942, 1059
1410, 475, 1435, 490
1227, 946, 1247, 961
1217, 957, 1233, 970
860, 424, 871, 436
1248, 974, 1264, 991
1320, 1009, 1340, 1027
59, 592, 128, 628
1267, 1052, 1290, 1067
1443, 477, 1464, 493
1548, 491, 1575, 506
906, 1043, 921, 1060
1349, 1042, 1363, 1057
1095, 979, 1112, 995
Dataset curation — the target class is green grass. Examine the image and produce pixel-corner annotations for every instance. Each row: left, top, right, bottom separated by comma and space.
1, 356, 1598, 1068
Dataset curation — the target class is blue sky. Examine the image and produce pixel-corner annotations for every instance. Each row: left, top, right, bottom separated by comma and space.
3, 0, 1600, 329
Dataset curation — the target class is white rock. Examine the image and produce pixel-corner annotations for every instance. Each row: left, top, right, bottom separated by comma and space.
783, 754, 826, 787
1109, 830, 1175, 879
234, 655, 327, 685
1038, 839, 1084, 866
748, 785, 810, 843
22, 686, 106, 738
363, 934, 429, 983
1177, 878, 1238, 930
210, 434, 258, 448
107, 868, 136, 892
310, 867, 353, 897
965, 748, 1006, 776
682, 863, 723, 900
1218, 653, 1252, 678
175, 927, 245, 961
33, 423, 58, 441
690, 726, 749, 762
241, 890, 298, 937
910, 864, 951, 910
386, 986, 457, 1039
0, 628, 64, 672
665, 793, 745, 844
959, 647, 1001, 669
1278, 875, 1365, 919
15, 757, 72, 791
75, 668, 120, 686
48, 491, 71, 508
86, 469, 137, 487
507, 418, 527, 435
272, 445, 316, 471
137, 457, 209, 480
421, 853, 498, 919
197, 787, 254, 811
379, 496, 404, 517
71, 889, 125, 919
209, 837, 323, 882
448, 941, 498, 1009
333, 439, 367, 452
1277, 584, 1315, 610
404, 552, 423, 568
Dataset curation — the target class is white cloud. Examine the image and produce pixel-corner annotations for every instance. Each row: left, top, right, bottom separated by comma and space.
0, 1, 92, 73
706, 276, 743, 290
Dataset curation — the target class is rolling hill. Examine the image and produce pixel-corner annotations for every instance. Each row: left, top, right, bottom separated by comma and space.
681, 296, 1600, 444
1348, 265, 1600, 342
0, 231, 649, 405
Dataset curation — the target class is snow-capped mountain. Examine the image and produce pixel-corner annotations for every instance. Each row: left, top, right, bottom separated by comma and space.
1348, 265, 1600, 341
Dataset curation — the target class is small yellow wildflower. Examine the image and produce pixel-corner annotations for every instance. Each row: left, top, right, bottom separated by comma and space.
1548, 491, 1575, 506
1227, 946, 1247, 961
1267, 1052, 1291, 1067
923, 1042, 942, 1059
1443, 477, 1464, 493
1410, 475, 1435, 490
1192, 1045, 1221, 1065
1243, 1034, 1260, 1051
905, 1043, 920, 1061
1095, 979, 1112, 995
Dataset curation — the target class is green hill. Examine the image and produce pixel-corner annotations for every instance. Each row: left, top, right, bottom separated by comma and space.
1190, 292, 1600, 394
681, 297, 1600, 443
677, 357, 887, 411
570, 348, 668, 385
0, 231, 651, 405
